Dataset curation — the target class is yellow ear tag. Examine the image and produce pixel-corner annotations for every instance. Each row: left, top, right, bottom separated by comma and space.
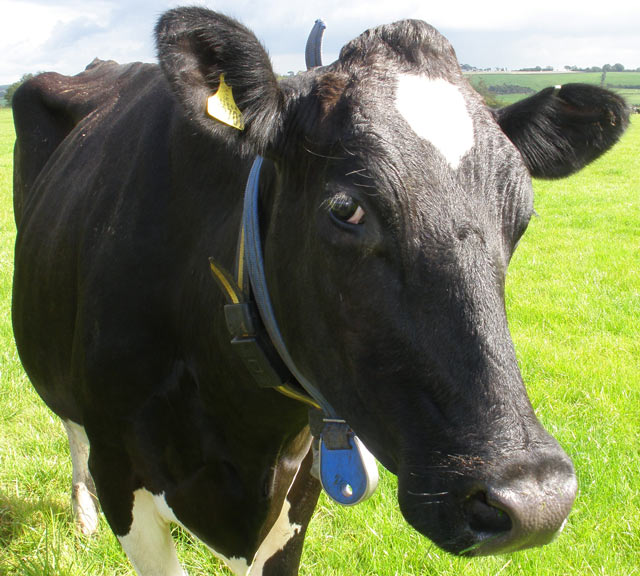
206, 74, 245, 130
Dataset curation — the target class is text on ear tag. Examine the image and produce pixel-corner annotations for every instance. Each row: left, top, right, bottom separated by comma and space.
207, 74, 245, 130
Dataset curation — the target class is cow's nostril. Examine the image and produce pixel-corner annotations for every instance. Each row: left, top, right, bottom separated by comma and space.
465, 491, 512, 535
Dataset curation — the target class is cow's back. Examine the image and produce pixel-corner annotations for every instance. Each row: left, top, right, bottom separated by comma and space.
13, 59, 158, 223
12, 60, 181, 422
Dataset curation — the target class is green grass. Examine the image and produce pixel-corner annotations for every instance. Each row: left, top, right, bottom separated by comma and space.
467, 72, 640, 106
469, 71, 640, 90
1, 108, 639, 575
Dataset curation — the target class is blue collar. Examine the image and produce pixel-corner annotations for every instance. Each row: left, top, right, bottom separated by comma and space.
241, 156, 338, 417
209, 155, 379, 505
206, 17, 378, 505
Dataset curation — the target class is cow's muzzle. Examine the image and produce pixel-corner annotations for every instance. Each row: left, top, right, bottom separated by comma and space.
398, 442, 577, 556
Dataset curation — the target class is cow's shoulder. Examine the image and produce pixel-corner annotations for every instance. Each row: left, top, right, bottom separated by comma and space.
14, 58, 159, 127
12, 60, 162, 223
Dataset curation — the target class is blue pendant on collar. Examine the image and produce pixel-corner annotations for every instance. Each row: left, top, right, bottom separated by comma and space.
319, 419, 379, 505
242, 156, 379, 505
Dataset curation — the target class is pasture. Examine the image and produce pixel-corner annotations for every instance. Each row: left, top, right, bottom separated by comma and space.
467, 71, 640, 106
0, 106, 638, 575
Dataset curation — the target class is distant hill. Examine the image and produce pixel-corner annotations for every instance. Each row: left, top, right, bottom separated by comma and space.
465, 71, 640, 107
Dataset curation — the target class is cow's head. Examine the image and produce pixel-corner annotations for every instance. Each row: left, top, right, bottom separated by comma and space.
156, 8, 629, 556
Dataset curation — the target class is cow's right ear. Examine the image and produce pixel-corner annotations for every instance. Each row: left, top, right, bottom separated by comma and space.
492, 84, 629, 179
156, 7, 284, 156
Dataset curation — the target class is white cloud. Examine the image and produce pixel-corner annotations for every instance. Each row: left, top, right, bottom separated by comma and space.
511, 31, 640, 70
0, 0, 170, 82
1, 0, 639, 84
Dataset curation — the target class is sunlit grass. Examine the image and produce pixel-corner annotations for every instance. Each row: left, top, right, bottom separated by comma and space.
1, 108, 638, 575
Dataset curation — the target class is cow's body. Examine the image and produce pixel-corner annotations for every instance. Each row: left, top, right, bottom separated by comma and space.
13, 57, 318, 574
12, 8, 628, 576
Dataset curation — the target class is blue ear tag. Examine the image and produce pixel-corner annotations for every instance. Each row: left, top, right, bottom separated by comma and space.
319, 420, 379, 505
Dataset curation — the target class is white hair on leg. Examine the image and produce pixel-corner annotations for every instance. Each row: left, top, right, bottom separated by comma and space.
63, 420, 99, 535
118, 488, 188, 576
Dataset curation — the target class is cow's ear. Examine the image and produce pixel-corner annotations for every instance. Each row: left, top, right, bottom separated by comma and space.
492, 84, 629, 179
156, 7, 284, 155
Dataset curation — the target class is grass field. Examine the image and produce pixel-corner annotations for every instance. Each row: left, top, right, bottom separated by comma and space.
0, 107, 639, 575
467, 71, 640, 106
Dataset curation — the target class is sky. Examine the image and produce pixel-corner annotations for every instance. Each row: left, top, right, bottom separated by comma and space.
1, 0, 639, 85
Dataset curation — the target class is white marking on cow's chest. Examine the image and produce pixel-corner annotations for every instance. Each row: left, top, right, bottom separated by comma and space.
249, 474, 303, 575
153, 492, 251, 575
395, 74, 475, 169
118, 489, 187, 576
119, 490, 251, 575
118, 461, 304, 576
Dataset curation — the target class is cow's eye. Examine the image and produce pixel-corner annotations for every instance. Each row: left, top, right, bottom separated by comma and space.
329, 195, 366, 225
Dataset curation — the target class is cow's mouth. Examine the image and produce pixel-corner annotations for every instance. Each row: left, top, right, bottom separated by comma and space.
397, 450, 577, 556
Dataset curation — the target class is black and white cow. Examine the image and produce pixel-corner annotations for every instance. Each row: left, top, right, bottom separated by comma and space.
12, 7, 629, 576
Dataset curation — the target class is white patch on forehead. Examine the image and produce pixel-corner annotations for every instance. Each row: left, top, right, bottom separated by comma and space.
395, 74, 475, 169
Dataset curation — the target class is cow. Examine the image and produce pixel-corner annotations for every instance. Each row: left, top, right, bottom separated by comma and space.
11, 7, 629, 576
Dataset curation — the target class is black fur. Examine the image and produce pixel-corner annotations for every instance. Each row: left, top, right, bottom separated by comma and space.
494, 83, 630, 178
156, 7, 284, 156
12, 7, 629, 574
339, 19, 459, 74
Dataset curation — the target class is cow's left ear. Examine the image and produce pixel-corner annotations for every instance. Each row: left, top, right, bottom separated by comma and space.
492, 84, 630, 179
156, 7, 284, 156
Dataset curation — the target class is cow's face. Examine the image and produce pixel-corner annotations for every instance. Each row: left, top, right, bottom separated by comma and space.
157, 8, 629, 556
262, 37, 568, 556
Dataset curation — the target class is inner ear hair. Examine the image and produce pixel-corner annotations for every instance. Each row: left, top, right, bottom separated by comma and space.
155, 7, 284, 156
316, 73, 349, 119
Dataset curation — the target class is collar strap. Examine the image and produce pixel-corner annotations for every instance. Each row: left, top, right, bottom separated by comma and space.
209, 156, 379, 505
209, 255, 321, 410
241, 157, 339, 417
208, 156, 339, 416
207, 21, 378, 506
208, 157, 325, 411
